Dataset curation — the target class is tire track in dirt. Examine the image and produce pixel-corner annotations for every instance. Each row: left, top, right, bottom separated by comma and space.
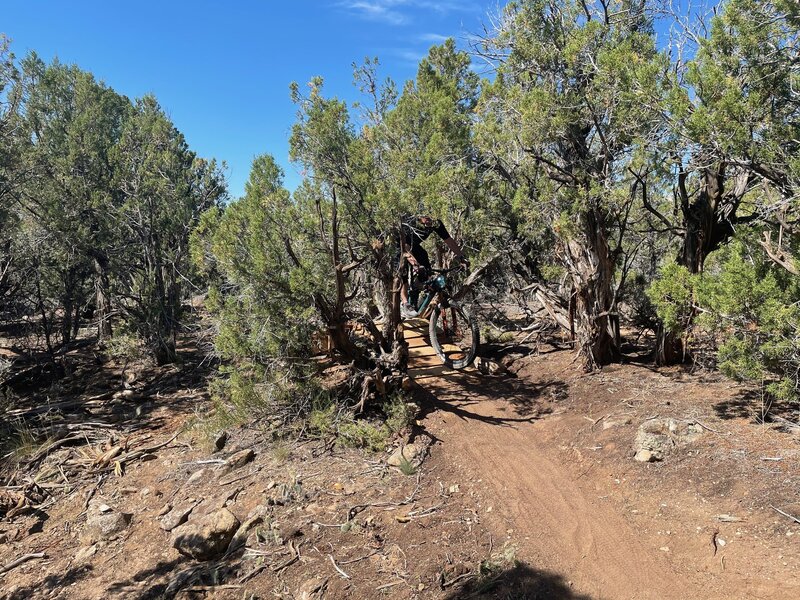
406, 324, 708, 600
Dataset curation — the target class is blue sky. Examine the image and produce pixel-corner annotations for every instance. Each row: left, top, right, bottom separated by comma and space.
3, 1, 491, 197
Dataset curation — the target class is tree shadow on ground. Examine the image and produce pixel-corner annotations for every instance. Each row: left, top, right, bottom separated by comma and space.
410, 370, 561, 429
104, 548, 247, 600
713, 389, 799, 427
444, 562, 594, 600
0, 334, 213, 475
6, 564, 94, 600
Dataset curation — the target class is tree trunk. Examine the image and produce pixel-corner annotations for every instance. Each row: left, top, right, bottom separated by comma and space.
655, 165, 740, 365
564, 209, 620, 371
92, 253, 113, 340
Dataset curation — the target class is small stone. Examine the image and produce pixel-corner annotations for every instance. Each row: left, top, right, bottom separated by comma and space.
171, 508, 240, 560
387, 443, 424, 467
157, 502, 172, 517
187, 469, 206, 485
160, 501, 198, 531
83, 501, 131, 542
98, 504, 112, 513
296, 577, 328, 600
227, 513, 265, 553
75, 545, 97, 562
449, 484, 460, 494
226, 448, 255, 468
634, 449, 656, 463
476, 357, 508, 375
715, 514, 742, 522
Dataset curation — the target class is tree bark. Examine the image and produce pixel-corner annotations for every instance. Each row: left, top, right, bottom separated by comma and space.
655, 163, 746, 365
92, 253, 113, 340
564, 208, 620, 370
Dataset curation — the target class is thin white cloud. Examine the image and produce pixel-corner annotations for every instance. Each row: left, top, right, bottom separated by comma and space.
342, 1, 408, 25
337, 0, 478, 26
417, 33, 450, 43
395, 49, 426, 65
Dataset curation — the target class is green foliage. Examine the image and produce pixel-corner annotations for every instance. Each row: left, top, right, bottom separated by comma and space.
1, 46, 225, 364
395, 456, 417, 476
337, 419, 392, 452
647, 264, 696, 335
112, 96, 226, 363
306, 392, 413, 452
475, 0, 669, 367
192, 154, 324, 362
104, 330, 148, 364
696, 241, 800, 404
650, 237, 800, 404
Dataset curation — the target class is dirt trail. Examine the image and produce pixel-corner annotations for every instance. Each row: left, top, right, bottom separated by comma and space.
405, 323, 788, 600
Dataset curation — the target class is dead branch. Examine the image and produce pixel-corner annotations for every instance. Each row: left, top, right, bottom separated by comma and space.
376, 580, 405, 591
348, 471, 421, 520
771, 505, 800, 525
0, 552, 46, 575
442, 571, 475, 588
760, 230, 799, 275
328, 554, 351, 579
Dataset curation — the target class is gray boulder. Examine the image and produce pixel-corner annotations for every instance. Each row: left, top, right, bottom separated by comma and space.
171, 508, 240, 560
633, 418, 703, 461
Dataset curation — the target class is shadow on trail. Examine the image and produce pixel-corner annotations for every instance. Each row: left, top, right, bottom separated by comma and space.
6, 564, 94, 600
105, 549, 244, 600
411, 368, 563, 421
444, 562, 594, 600
713, 388, 800, 430
105, 557, 190, 599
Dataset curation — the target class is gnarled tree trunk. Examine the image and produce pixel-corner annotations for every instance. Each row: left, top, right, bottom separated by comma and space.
564, 208, 620, 370
655, 162, 751, 365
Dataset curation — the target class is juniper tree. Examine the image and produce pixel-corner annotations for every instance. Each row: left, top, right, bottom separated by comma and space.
15, 54, 130, 346
648, 0, 800, 362
113, 96, 226, 364
476, 0, 666, 369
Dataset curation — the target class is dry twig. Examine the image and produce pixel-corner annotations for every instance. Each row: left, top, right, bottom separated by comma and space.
328, 554, 350, 579
0, 552, 46, 575
771, 505, 800, 525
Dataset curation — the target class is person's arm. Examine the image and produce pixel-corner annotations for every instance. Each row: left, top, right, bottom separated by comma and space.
435, 220, 468, 266
444, 237, 464, 259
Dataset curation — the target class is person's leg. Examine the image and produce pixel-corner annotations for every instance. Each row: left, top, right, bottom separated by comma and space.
409, 246, 430, 307
395, 251, 417, 318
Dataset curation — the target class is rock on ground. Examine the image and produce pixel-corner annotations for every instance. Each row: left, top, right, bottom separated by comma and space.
171, 508, 240, 560
82, 500, 131, 542
225, 448, 255, 469
296, 577, 328, 599
633, 418, 703, 461
387, 443, 425, 467
159, 500, 198, 531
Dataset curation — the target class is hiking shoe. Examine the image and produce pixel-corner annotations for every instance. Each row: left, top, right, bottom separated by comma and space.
400, 303, 419, 319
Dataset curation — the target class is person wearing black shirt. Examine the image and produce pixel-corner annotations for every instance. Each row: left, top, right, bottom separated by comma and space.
399, 215, 468, 318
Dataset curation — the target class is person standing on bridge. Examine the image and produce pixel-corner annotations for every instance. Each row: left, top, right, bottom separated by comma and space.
398, 214, 468, 319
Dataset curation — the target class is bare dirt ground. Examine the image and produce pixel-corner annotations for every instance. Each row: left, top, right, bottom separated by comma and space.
1, 322, 798, 599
